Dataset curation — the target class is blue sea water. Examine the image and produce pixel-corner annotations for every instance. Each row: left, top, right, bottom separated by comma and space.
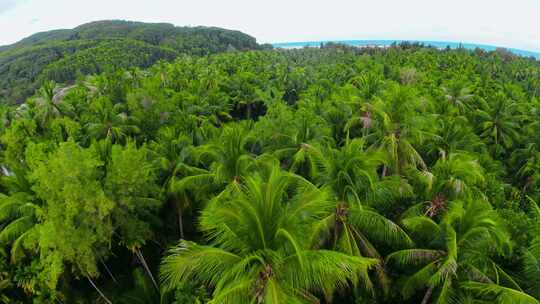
272, 40, 540, 60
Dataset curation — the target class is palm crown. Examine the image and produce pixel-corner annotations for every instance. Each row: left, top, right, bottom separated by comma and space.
161, 164, 378, 303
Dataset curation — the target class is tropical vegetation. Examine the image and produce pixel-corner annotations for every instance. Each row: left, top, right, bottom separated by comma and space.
0, 32, 538, 303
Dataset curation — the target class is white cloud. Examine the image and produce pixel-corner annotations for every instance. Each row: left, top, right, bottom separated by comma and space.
0, 0, 539, 52
0, 0, 18, 13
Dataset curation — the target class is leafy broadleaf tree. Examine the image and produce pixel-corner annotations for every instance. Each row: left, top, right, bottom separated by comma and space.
30, 141, 114, 301
104, 142, 162, 290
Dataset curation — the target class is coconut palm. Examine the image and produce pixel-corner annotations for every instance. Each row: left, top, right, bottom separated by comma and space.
172, 124, 256, 191
32, 81, 73, 129
0, 187, 40, 263
475, 94, 522, 156
461, 282, 539, 304
167, 124, 261, 242
161, 164, 378, 303
292, 139, 413, 296
150, 127, 208, 238
388, 199, 524, 303
84, 97, 140, 143
410, 152, 486, 218
424, 116, 485, 158
364, 84, 432, 175
441, 81, 474, 115
349, 72, 383, 101
276, 138, 413, 295
512, 144, 540, 194
522, 198, 540, 300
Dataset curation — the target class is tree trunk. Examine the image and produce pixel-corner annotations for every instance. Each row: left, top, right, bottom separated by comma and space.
246, 104, 252, 120
421, 285, 434, 304
177, 201, 184, 239
88, 277, 112, 304
134, 247, 159, 292
381, 165, 388, 178
100, 259, 118, 284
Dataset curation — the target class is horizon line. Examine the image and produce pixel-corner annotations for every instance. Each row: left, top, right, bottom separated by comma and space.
269, 38, 540, 54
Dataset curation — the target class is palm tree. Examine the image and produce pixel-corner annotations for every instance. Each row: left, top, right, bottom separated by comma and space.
84, 98, 140, 143
461, 282, 539, 304
410, 152, 486, 218
364, 84, 432, 175
293, 139, 413, 296
274, 141, 326, 183
151, 127, 206, 238
388, 199, 527, 303
513, 144, 540, 194
161, 164, 377, 303
522, 197, 540, 300
349, 72, 383, 101
441, 81, 474, 115
0, 170, 41, 264
173, 124, 256, 192
0, 191, 40, 263
32, 81, 70, 129
288, 138, 410, 206
424, 116, 485, 158
475, 94, 522, 156
167, 124, 261, 242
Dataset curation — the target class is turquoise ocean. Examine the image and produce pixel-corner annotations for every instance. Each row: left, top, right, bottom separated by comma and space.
273, 40, 540, 60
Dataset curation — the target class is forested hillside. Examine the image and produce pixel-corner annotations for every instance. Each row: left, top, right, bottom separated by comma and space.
0, 20, 262, 103
0, 43, 539, 303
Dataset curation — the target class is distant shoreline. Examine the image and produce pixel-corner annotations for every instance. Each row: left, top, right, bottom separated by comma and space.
272, 40, 540, 59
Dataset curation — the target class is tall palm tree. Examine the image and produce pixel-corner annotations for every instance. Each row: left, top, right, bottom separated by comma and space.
349, 72, 383, 101
293, 139, 413, 295
475, 94, 522, 156
388, 199, 527, 303
172, 124, 256, 193
0, 179, 40, 263
32, 81, 72, 129
424, 116, 485, 158
364, 85, 432, 175
161, 164, 377, 303
410, 152, 486, 218
441, 81, 474, 115
151, 127, 206, 238
522, 197, 540, 300
84, 98, 140, 143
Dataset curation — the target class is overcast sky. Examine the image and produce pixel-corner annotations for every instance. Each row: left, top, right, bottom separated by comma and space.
1, 0, 539, 52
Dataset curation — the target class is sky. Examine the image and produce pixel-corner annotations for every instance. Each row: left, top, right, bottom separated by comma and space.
0, 0, 539, 52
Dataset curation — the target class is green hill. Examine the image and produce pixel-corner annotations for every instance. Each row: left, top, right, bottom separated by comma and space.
0, 20, 263, 103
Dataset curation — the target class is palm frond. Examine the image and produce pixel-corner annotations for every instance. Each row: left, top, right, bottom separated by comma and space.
160, 240, 241, 291
387, 249, 445, 267
283, 250, 378, 298
402, 215, 441, 242
0, 216, 35, 244
349, 207, 413, 247
461, 282, 539, 304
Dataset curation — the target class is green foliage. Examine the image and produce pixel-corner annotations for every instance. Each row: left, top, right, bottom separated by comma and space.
104, 142, 161, 248
161, 166, 378, 302
0, 20, 262, 103
0, 39, 538, 303
30, 141, 114, 287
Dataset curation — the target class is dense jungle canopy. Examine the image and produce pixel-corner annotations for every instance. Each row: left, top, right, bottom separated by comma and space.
0, 22, 539, 303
